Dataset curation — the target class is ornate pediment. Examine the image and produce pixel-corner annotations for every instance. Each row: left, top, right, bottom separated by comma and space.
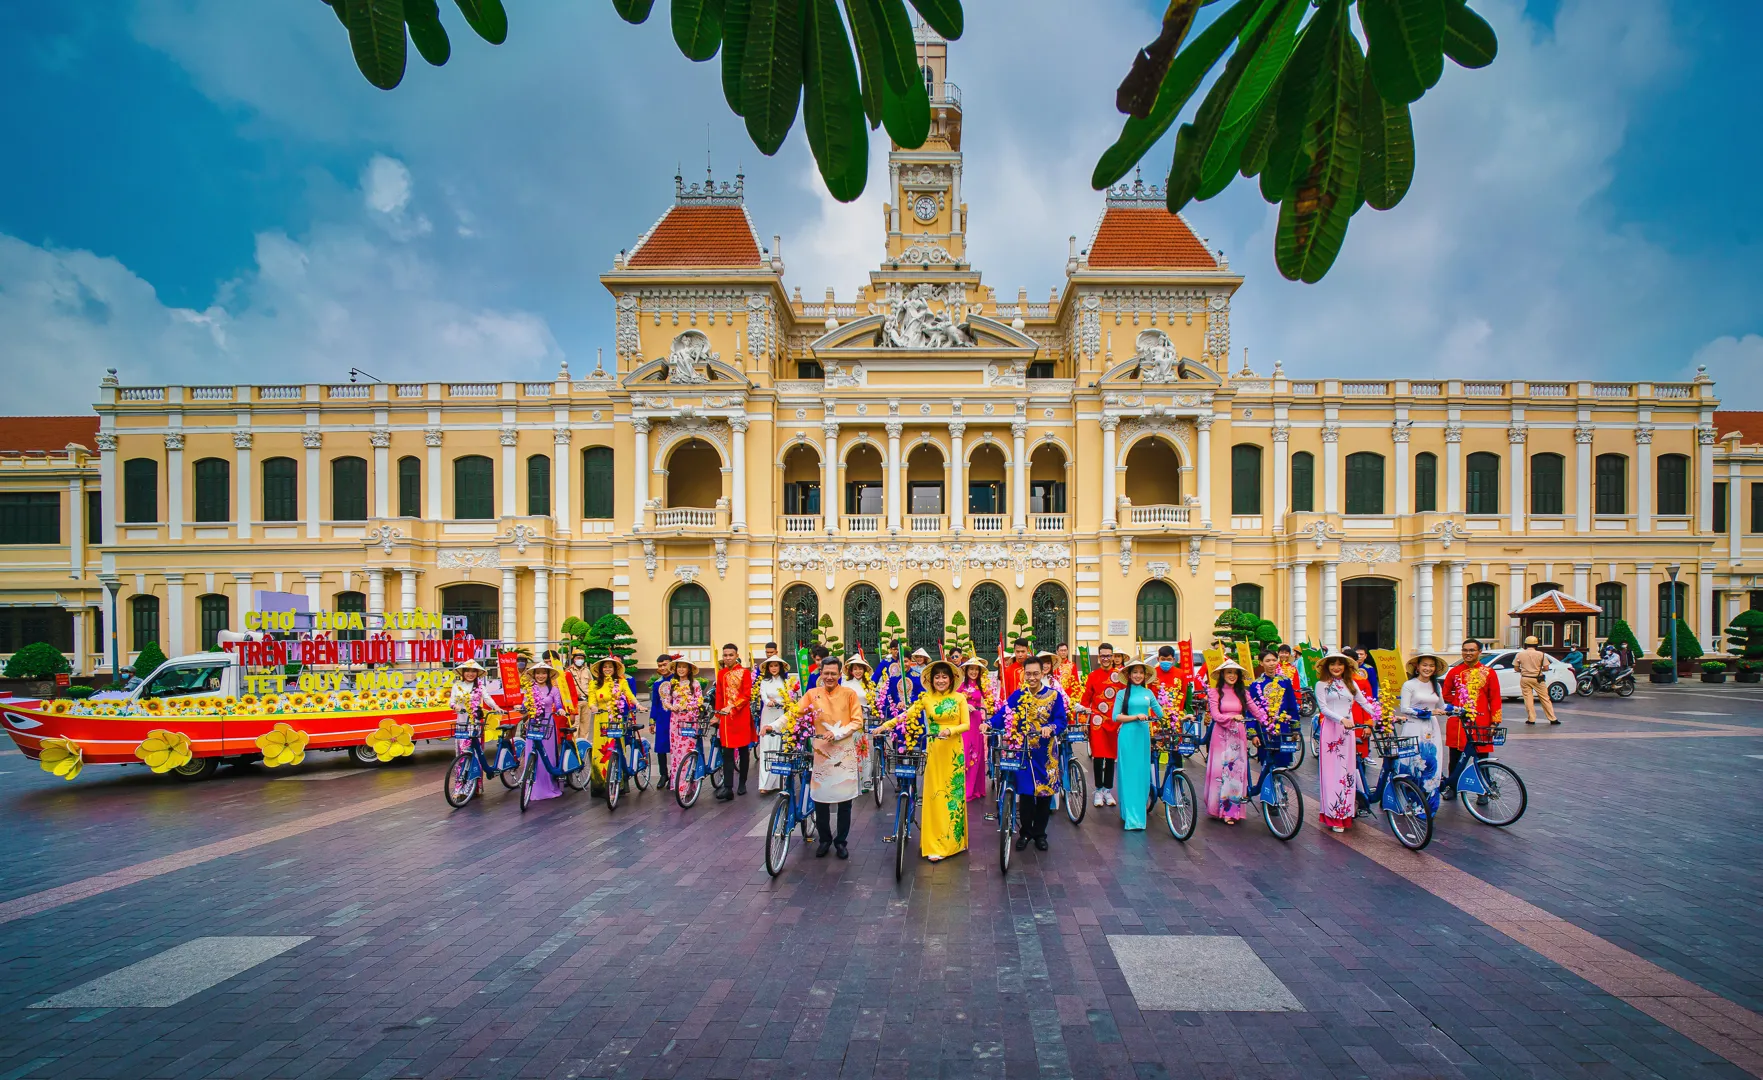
624, 330, 751, 388
809, 313, 1037, 354
1097, 335, 1222, 386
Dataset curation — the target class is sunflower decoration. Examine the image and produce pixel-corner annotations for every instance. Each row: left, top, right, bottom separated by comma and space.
365, 718, 415, 760
219, 696, 240, 711
37, 737, 83, 781
46, 699, 73, 715
256, 722, 310, 768
286, 692, 310, 712
143, 697, 166, 715
261, 694, 282, 713
239, 693, 259, 709
133, 729, 194, 773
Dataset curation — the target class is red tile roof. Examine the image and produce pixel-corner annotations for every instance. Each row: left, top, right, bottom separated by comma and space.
1713, 410, 1763, 446
1510, 589, 1601, 617
1087, 207, 1219, 271
626, 205, 764, 269
0, 416, 98, 454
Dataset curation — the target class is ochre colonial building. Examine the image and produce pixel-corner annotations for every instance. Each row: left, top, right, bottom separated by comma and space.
3, 37, 1760, 674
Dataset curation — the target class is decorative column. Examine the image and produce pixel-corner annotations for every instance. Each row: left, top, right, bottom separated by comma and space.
1393, 421, 1411, 515
1101, 416, 1120, 529
424, 428, 443, 521
164, 433, 185, 541
730, 417, 749, 532
632, 418, 650, 530
532, 567, 551, 646
1574, 425, 1593, 532
1698, 426, 1717, 533
68, 475, 84, 578
166, 573, 186, 655
553, 427, 572, 535
1508, 423, 1527, 534
1573, 562, 1591, 601
1447, 561, 1465, 647
1731, 455, 1744, 562
885, 420, 904, 534
371, 429, 391, 519
822, 421, 840, 533
1417, 561, 1436, 653
234, 430, 254, 540
1445, 423, 1463, 514
1321, 561, 1340, 647
367, 569, 386, 618
1322, 423, 1341, 515
1634, 563, 1653, 653
304, 428, 323, 539
1635, 425, 1653, 533
69, 610, 85, 675
399, 569, 418, 638
1196, 415, 1215, 527
499, 427, 518, 518
1292, 560, 1310, 644
500, 567, 517, 644
302, 571, 323, 610
948, 421, 966, 532
1011, 420, 1028, 532
1271, 424, 1290, 528
1697, 566, 1714, 649
96, 431, 117, 546
1507, 563, 1526, 646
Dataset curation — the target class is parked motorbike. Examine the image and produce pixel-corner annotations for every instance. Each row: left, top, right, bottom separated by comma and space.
1575, 662, 1636, 697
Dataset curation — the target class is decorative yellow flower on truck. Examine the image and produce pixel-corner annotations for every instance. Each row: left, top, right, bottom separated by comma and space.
38, 737, 83, 781
365, 719, 415, 760
133, 729, 194, 774
256, 723, 310, 768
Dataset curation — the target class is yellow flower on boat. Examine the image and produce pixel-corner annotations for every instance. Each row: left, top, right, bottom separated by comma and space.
143, 697, 165, 715
261, 694, 282, 712
38, 737, 83, 781
365, 718, 415, 760
46, 699, 72, 715
219, 696, 239, 710
134, 729, 194, 773
240, 694, 259, 708
287, 692, 310, 711
256, 723, 309, 768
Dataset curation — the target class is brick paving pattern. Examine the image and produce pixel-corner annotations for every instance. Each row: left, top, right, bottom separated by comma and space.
0, 685, 1759, 1079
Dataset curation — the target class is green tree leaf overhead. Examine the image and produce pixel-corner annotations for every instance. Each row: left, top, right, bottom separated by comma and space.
673, 0, 725, 61
741, 0, 806, 156
344, 0, 409, 90
453, 0, 509, 44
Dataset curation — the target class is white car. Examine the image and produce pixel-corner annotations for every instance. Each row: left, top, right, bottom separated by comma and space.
1481, 649, 1578, 703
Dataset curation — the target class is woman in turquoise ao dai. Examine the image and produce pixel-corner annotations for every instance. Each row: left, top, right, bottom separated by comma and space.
1112, 657, 1165, 831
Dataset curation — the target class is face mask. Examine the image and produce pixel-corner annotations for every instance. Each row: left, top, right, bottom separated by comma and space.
1158, 661, 1174, 672
572, 658, 585, 667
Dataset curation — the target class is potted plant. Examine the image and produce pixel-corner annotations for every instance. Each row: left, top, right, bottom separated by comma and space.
1699, 660, 1727, 684
1724, 610, 1763, 681
1738, 660, 1763, 684
1648, 659, 1676, 683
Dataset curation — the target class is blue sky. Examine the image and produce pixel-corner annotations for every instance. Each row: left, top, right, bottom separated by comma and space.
1, 0, 1758, 411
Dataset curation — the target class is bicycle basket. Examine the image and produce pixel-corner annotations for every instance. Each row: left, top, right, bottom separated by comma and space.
677, 724, 698, 739
767, 752, 809, 776
601, 723, 626, 740
1278, 738, 1300, 753
1064, 727, 1087, 743
893, 753, 925, 780
997, 750, 1027, 771
1371, 733, 1419, 759
1463, 720, 1505, 746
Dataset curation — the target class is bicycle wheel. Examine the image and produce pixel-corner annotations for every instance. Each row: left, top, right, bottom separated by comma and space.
565, 743, 590, 791
1385, 776, 1433, 850
444, 754, 476, 808
872, 751, 885, 807
999, 797, 1015, 874
1064, 756, 1087, 825
632, 747, 652, 792
674, 751, 702, 809
498, 741, 524, 789
1288, 735, 1307, 770
518, 751, 536, 813
894, 792, 910, 882
801, 794, 817, 841
605, 755, 623, 812
1463, 762, 1527, 826
1260, 770, 1301, 841
708, 747, 727, 792
764, 796, 793, 878
1165, 771, 1197, 841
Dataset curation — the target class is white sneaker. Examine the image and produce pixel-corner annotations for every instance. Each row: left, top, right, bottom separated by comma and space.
1104, 789, 1118, 807
1093, 791, 1105, 808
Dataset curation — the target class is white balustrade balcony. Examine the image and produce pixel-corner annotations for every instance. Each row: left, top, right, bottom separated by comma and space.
1127, 504, 1191, 527
909, 514, 946, 533
967, 514, 1007, 534
1031, 514, 1067, 532
781, 515, 822, 534
843, 514, 882, 534
654, 507, 717, 528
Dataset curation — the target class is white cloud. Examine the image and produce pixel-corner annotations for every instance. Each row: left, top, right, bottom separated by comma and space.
1692, 335, 1763, 390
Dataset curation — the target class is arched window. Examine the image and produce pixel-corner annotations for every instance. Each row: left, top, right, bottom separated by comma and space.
526, 454, 551, 516
1123, 438, 1180, 507
1531, 581, 1562, 598
193, 458, 229, 522
441, 582, 498, 641
968, 583, 1006, 658
1290, 451, 1315, 513
1230, 444, 1262, 515
453, 455, 494, 519
581, 588, 614, 625
665, 439, 722, 508
1530, 452, 1564, 516
1465, 452, 1500, 515
1594, 581, 1624, 639
397, 455, 421, 517
1344, 452, 1385, 514
669, 583, 710, 647
1657, 453, 1689, 516
582, 447, 614, 519
1465, 583, 1497, 642
332, 456, 368, 521
334, 590, 367, 641
906, 583, 945, 657
199, 593, 230, 652
1595, 453, 1627, 515
130, 594, 160, 652
1231, 583, 1263, 617
1137, 580, 1179, 642
124, 458, 158, 523
1658, 580, 1688, 637
779, 584, 819, 660
1033, 582, 1069, 650
261, 457, 297, 522
1414, 451, 1438, 513
843, 583, 882, 662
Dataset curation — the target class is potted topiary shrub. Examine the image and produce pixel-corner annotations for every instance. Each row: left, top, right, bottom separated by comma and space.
1648, 659, 1675, 683
1699, 660, 1727, 684
1739, 661, 1763, 684
1724, 610, 1763, 681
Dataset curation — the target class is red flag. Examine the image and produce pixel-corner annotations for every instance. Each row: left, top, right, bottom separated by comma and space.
496, 651, 524, 710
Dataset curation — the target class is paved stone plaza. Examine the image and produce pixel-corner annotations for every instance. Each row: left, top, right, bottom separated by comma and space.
3, 686, 1761, 1080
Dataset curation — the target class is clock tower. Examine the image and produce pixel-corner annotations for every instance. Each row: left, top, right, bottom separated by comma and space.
882, 23, 966, 268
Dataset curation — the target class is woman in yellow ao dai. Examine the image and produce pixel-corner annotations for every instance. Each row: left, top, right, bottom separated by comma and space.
875, 659, 969, 861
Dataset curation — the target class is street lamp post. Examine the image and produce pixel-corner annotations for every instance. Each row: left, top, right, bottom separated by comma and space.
1666, 563, 1681, 684
101, 576, 122, 683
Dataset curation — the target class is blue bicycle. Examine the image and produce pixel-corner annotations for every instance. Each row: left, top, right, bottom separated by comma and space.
763, 749, 818, 877
443, 711, 525, 808
671, 710, 726, 809
995, 744, 1026, 873
1432, 707, 1527, 827
887, 747, 925, 882
1354, 730, 1432, 849
1147, 720, 1199, 841
1245, 721, 1304, 840
1055, 726, 1087, 825
516, 705, 589, 812
602, 713, 653, 812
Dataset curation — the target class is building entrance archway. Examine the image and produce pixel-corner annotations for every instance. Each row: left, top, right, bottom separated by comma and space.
1342, 577, 1398, 652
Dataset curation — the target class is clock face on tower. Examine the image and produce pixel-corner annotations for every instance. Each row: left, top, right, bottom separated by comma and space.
912, 195, 938, 223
